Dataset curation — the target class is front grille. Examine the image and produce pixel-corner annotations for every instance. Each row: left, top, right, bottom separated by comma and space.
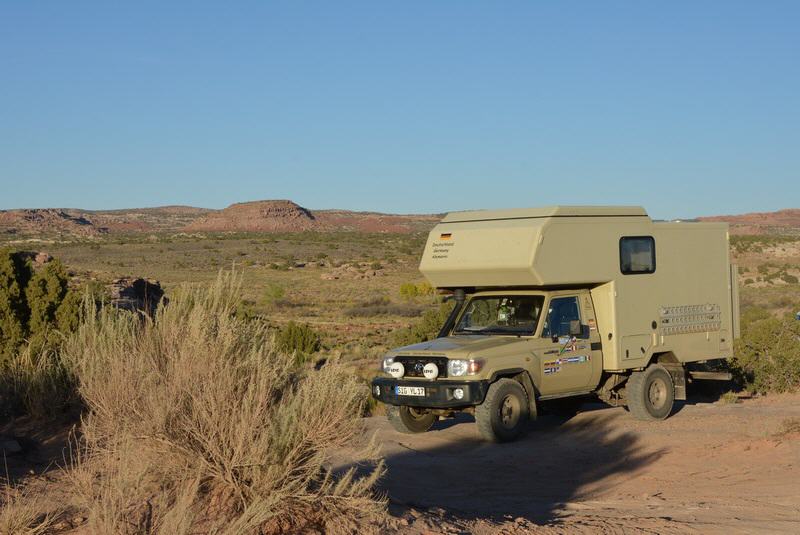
396, 356, 449, 378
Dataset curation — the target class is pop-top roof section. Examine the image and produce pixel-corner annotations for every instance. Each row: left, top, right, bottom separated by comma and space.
440, 205, 649, 223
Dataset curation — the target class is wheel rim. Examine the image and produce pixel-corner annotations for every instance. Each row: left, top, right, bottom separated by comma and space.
408, 407, 428, 420
648, 377, 668, 410
499, 394, 521, 429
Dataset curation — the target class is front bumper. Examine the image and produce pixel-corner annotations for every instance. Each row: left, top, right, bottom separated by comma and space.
371, 377, 489, 408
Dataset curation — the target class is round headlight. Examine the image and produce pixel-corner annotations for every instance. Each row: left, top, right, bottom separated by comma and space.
448, 359, 468, 377
453, 388, 464, 400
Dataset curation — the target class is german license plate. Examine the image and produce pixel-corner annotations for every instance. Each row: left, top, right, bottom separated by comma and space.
396, 386, 425, 397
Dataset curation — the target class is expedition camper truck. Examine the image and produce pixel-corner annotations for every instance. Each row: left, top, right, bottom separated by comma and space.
371, 206, 740, 442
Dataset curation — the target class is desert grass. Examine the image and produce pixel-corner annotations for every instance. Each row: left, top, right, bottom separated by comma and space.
0, 483, 62, 535
61, 271, 385, 534
0, 345, 77, 420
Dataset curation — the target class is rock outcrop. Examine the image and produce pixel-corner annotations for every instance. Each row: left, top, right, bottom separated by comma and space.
0, 209, 106, 237
185, 200, 321, 232
108, 278, 165, 317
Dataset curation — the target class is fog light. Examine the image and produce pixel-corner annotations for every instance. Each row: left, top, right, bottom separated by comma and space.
453, 388, 464, 400
374, 385, 381, 396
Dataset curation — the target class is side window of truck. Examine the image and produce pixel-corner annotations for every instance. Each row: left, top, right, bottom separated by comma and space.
620, 236, 656, 274
542, 297, 582, 338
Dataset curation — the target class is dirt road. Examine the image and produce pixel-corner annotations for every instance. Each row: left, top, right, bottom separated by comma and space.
353, 394, 800, 534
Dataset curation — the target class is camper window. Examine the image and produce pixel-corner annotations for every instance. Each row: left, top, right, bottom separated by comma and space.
619, 236, 656, 274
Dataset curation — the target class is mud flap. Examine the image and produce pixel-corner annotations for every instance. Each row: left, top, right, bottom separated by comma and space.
660, 363, 687, 401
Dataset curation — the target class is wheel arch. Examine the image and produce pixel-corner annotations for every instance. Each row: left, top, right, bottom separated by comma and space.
650, 352, 686, 400
489, 368, 538, 419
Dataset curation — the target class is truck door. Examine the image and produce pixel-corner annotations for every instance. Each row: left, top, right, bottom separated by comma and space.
538, 293, 602, 393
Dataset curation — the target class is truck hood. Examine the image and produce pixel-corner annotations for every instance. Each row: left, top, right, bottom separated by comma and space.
393, 335, 525, 358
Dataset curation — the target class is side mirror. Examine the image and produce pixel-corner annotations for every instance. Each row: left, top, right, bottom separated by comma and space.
569, 320, 582, 336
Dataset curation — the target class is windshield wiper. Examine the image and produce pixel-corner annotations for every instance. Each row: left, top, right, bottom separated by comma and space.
455, 327, 488, 334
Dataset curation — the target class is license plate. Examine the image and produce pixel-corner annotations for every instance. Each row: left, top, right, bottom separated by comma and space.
396, 386, 425, 397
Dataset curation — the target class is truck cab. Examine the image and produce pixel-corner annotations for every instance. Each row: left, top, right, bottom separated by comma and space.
371, 206, 739, 442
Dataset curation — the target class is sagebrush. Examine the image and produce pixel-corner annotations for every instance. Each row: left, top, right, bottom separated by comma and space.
62, 272, 385, 534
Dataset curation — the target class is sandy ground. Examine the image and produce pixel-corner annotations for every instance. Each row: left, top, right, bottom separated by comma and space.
346, 393, 800, 534
5, 394, 799, 534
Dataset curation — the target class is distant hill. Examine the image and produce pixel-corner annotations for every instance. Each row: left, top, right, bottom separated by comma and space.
75, 206, 215, 232
3, 202, 797, 238
0, 208, 106, 237
185, 200, 441, 233
697, 209, 800, 235
0, 200, 440, 237
185, 200, 320, 232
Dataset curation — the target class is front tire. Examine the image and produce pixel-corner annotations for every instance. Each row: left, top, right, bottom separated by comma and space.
386, 405, 437, 433
475, 378, 530, 442
626, 364, 675, 421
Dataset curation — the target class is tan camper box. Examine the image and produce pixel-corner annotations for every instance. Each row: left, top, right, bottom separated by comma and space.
372, 206, 739, 442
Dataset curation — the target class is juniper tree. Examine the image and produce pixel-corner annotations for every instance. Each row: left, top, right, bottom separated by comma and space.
0, 249, 33, 360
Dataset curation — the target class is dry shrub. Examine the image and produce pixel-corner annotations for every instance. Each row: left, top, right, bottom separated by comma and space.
776, 417, 800, 437
344, 297, 422, 318
62, 271, 385, 534
0, 344, 77, 419
0, 484, 62, 535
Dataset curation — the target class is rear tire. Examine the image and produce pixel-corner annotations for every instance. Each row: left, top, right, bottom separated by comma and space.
626, 364, 675, 421
475, 378, 530, 442
386, 405, 437, 433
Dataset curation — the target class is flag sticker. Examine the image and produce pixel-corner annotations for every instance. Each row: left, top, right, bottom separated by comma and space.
439, 233, 452, 240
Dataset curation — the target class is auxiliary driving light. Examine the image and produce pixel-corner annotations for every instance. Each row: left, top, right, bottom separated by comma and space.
453, 388, 464, 400
422, 362, 439, 379
387, 362, 405, 379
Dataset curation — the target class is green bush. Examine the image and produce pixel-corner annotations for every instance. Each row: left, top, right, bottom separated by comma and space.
731, 310, 800, 394
275, 321, 322, 364
261, 282, 286, 306
0, 251, 85, 360
391, 301, 454, 347
399, 281, 435, 300
0, 249, 32, 360
781, 273, 798, 284
25, 260, 78, 352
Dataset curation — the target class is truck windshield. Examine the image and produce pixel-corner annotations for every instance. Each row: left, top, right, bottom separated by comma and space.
453, 295, 545, 335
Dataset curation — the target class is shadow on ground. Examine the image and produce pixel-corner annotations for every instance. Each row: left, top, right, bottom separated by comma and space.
1, 416, 75, 485
374, 403, 664, 525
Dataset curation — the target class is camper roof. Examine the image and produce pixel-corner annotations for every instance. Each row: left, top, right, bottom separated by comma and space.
441, 205, 648, 223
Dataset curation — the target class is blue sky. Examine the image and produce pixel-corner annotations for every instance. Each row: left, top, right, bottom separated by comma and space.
1, 2, 798, 219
